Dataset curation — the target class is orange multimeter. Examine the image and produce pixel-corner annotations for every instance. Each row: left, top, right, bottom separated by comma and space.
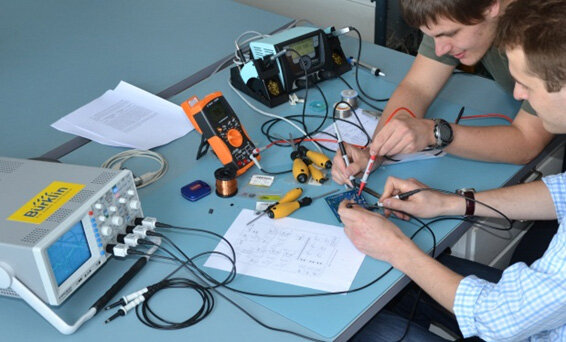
181, 92, 258, 176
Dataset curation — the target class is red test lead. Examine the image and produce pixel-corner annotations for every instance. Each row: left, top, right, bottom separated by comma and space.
357, 154, 377, 196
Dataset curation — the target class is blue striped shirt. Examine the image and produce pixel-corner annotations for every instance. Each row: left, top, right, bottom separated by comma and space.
453, 173, 566, 341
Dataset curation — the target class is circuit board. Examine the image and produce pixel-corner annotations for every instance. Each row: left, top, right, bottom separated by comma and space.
325, 189, 369, 223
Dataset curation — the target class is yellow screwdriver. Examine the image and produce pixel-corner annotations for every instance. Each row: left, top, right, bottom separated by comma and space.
267, 189, 339, 219
298, 146, 332, 169
246, 187, 303, 225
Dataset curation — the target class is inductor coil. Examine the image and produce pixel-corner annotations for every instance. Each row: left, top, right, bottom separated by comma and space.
214, 167, 238, 198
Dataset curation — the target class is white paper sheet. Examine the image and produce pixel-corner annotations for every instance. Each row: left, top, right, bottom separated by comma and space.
204, 209, 366, 293
51, 81, 193, 149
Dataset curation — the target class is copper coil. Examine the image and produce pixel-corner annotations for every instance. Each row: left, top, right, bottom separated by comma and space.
214, 167, 237, 198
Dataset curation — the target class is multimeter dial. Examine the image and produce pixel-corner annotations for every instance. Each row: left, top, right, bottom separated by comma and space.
227, 129, 243, 147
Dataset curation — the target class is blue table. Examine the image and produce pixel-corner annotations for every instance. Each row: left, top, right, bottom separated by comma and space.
1, 2, 557, 341
0, 0, 292, 160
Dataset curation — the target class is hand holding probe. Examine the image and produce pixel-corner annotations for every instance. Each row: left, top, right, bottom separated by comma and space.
246, 187, 303, 225
377, 188, 422, 207
267, 189, 339, 219
333, 122, 356, 188
357, 154, 377, 196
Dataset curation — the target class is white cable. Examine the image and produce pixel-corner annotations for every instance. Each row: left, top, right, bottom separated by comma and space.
228, 79, 323, 153
101, 149, 168, 188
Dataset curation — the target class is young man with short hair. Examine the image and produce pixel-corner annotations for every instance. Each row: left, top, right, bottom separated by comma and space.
339, 1, 566, 340
331, 0, 553, 185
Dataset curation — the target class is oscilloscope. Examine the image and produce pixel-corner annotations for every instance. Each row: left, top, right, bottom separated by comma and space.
0, 157, 143, 306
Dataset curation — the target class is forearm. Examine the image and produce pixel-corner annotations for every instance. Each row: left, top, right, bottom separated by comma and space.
446, 124, 551, 164
446, 109, 553, 164
393, 243, 462, 312
473, 181, 556, 220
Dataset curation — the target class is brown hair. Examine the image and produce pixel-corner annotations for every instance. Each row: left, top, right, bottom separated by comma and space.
400, 0, 497, 28
496, 0, 566, 92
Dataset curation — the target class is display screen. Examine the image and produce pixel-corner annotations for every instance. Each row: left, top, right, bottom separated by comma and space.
287, 37, 316, 62
47, 220, 91, 286
282, 33, 322, 79
205, 98, 229, 123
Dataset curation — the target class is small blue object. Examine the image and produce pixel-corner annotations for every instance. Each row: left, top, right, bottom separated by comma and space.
309, 100, 326, 112
181, 180, 211, 201
325, 189, 369, 223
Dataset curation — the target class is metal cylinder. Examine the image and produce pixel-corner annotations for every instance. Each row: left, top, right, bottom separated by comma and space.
340, 89, 358, 109
334, 102, 352, 119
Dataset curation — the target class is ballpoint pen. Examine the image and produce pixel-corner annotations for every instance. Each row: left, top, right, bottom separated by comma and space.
454, 106, 465, 124
357, 154, 377, 196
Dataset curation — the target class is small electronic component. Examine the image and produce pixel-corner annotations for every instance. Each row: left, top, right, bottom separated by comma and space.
180, 180, 211, 201
325, 189, 369, 223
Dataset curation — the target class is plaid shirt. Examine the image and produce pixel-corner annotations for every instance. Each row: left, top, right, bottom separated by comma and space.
453, 173, 566, 341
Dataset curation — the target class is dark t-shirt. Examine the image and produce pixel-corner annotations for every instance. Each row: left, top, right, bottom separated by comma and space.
418, 34, 536, 114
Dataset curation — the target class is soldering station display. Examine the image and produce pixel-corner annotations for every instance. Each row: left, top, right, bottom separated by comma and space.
231, 26, 351, 107
181, 92, 258, 176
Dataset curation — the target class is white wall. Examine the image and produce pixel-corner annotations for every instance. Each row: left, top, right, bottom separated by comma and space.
235, 0, 376, 42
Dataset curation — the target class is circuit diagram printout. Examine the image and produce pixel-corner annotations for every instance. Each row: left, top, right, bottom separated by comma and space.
204, 209, 365, 292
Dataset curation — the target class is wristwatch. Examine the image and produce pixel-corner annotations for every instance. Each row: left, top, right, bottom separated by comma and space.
432, 118, 454, 149
456, 188, 476, 216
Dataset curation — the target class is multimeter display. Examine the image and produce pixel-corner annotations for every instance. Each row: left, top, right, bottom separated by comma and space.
206, 100, 229, 122
181, 92, 258, 176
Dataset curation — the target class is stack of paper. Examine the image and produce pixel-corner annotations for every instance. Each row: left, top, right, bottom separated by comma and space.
51, 81, 194, 149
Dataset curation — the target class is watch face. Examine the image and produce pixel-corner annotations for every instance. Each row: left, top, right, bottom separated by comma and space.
439, 123, 452, 139
436, 119, 453, 145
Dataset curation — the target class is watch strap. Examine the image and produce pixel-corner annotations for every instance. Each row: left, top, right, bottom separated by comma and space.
462, 190, 475, 216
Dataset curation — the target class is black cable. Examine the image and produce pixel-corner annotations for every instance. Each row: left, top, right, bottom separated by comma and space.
136, 277, 214, 330
257, 113, 370, 175
350, 27, 390, 103
135, 186, 512, 337
132, 236, 326, 341
338, 75, 385, 112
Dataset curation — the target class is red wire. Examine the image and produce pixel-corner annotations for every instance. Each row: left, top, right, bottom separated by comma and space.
384, 107, 417, 125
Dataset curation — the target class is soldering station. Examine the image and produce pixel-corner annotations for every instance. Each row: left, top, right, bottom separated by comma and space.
1, 10, 522, 342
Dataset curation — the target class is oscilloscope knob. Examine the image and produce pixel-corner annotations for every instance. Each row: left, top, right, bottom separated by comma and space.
100, 225, 113, 237
110, 216, 124, 226
128, 200, 141, 210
